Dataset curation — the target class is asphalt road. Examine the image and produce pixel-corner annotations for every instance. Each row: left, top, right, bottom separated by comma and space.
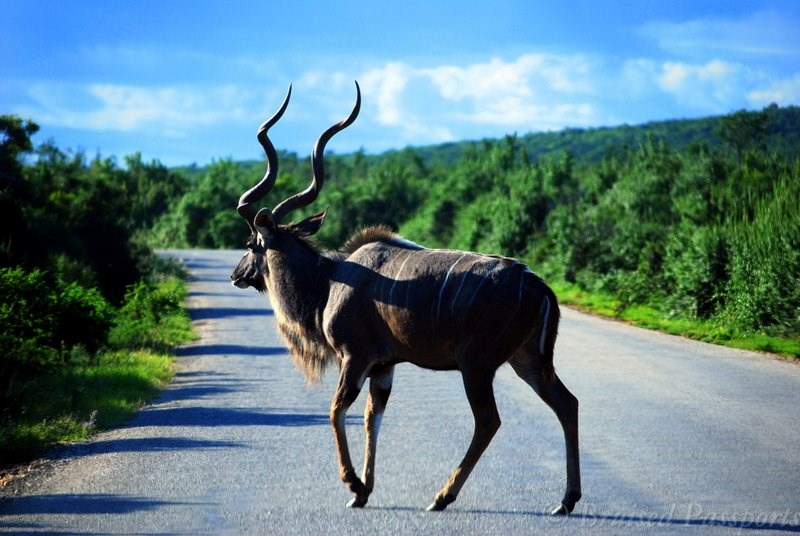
1, 249, 799, 535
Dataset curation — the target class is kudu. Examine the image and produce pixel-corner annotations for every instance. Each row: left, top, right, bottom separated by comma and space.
231, 82, 581, 514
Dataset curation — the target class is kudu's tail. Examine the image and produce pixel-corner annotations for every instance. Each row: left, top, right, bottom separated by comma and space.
539, 287, 561, 383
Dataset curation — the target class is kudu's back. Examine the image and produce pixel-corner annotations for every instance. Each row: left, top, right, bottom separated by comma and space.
323, 237, 559, 375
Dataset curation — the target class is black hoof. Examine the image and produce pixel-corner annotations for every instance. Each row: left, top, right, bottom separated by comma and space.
346, 495, 368, 508
425, 494, 456, 512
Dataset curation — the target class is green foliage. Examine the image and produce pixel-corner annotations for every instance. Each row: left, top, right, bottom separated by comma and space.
149, 159, 245, 248
720, 167, 800, 334
0, 273, 192, 464
717, 108, 769, 159
315, 148, 428, 247
404, 110, 797, 344
109, 277, 193, 352
1, 268, 114, 414
0, 115, 194, 466
1, 121, 189, 303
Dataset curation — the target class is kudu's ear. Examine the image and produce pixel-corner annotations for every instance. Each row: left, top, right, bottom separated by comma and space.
292, 209, 327, 237
254, 208, 279, 238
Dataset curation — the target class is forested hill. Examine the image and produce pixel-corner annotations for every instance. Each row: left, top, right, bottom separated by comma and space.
174, 103, 800, 175
393, 103, 800, 167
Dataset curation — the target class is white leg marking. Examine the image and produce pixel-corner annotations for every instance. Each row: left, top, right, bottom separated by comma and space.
539, 296, 551, 355
335, 411, 347, 429
436, 254, 467, 322
372, 412, 384, 437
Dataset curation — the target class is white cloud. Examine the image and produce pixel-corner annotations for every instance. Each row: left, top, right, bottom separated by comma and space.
656, 60, 744, 109
748, 74, 800, 106
423, 54, 594, 103
619, 59, 660, 97
355, 53, 602, 139
25, 83, 255, 136
360, 62, 413, 126
358, 63, 454, 144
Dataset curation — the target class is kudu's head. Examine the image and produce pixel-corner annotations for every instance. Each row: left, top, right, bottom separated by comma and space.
231, 82, 361, 292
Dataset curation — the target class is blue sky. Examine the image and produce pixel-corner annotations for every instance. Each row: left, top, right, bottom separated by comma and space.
2, 1, 798, 166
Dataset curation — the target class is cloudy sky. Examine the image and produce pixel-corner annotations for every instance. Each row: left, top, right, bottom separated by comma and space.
2, 1, 798, 166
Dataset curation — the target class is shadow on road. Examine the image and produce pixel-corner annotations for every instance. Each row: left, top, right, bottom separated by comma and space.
178, 257, 230, 269
132, 406, 331, 428
174, 344, 285, 357
85, 437, 246, 454
187, 307, 273, 320
0, 493, 191, 516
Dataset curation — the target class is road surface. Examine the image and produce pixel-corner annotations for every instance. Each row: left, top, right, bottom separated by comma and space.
1, 249, 799, 534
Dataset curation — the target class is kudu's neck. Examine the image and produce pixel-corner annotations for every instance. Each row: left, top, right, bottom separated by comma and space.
266, 237, 334, 328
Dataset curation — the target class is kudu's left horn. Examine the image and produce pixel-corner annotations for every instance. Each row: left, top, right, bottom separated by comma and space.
237, 84, 293, 231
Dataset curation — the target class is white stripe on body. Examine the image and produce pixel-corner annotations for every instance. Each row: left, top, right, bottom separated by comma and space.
449, 257, 483, 315
436, 254, 467, 322
517, 265, 527, 308
539, 296, 551, 355
459, 269, 492, 328
388, 251, 417, 307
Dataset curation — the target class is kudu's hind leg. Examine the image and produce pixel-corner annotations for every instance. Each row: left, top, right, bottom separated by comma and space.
353, 364, 395, 508
509, 351, 581, 515
427, 368, 501, 511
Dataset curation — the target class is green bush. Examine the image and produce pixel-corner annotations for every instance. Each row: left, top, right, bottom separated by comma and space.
663, 224, 729, 319
1, 267, 114, 419
721, 170, 800, 334
108, 277, 191, 352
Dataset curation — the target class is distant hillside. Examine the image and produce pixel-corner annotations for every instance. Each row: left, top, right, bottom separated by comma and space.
172, 104, 799, 176
408, 104, 800, 167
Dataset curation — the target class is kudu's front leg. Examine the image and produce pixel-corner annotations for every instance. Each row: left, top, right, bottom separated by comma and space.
330, 359, 370, 508
360, 365, 394, 502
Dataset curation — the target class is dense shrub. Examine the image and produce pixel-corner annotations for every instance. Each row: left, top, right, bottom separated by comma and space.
108, 278, 191, 352
0, 267, 113, 418
0, 116, 192, 432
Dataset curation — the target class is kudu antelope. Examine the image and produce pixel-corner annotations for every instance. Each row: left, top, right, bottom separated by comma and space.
231, 82, 581, 514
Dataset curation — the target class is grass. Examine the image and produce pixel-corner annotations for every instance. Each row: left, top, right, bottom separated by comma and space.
0, 351, 174, 463
551, 281, 800, 359
0, 276, 195, 468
